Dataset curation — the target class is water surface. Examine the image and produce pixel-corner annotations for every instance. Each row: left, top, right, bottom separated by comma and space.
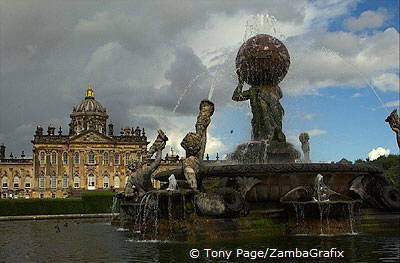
0, 219, 399, 262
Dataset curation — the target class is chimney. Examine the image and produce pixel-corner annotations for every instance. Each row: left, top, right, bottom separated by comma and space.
35, 125, 43, 136
47, 125, 55, 136
0, 144, 5, 160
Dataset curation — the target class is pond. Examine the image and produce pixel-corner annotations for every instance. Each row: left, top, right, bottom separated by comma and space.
0, 219, 399, 262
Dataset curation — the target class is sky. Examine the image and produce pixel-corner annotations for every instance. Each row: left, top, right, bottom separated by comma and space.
0, 0, 399, 162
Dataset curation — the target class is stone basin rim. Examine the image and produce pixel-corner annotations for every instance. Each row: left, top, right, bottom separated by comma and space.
154, 162, 383, 181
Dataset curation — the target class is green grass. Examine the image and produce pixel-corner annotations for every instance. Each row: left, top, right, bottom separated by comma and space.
0, 193, 115, 216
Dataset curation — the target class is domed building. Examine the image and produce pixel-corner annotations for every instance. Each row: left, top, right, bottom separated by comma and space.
27, 84, 152, 198
69, 84, 108, 135
0, 84, 180, 199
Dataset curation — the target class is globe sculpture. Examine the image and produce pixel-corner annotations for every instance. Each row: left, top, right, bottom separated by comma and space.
236, 34, 290, 87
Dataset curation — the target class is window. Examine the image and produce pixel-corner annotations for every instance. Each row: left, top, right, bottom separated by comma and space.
2, 177, 8, 189
51, 151, 57, 165
88, 173, 95, 190
63, 152, 68, 165
103, 176, 109, 188
39, 175, 45, 189
114, 176, 120, 188
40, 193, 44, 199
125, 152, 130, 164
103, 152, 109, 165
88, 151, 95, 164
115, 152, 120, 165
25, 177, 31, 188
51, 193, 56, 198
40, 151, 45, 164
51, 176, 57, 189
125, 176, 128, 187
74, 152, 79, 164
13, 176, 20, 188
62, 175, 68, 189
73, 176, 80, 188
2, 193, 7, 199
1, 176, 8, 188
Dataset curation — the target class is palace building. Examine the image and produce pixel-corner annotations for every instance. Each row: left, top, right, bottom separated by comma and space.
0, 84, 179, 199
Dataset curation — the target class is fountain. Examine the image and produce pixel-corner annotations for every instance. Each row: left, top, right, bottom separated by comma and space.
117, 34, 400, 239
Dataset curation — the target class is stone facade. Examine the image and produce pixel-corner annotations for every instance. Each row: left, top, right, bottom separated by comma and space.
0, 84, 180, 199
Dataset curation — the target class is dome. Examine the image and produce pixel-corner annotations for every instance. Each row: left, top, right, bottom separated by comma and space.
73, 84, 106, 114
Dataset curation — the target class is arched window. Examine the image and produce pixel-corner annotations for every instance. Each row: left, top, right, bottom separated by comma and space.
74, 152, 79, 164
73, 176, 80, 188
51, 151, 57, 165
39, 174, 45, 189
103, 176, 109, 188
88, 151, 95, 164
25, 177, 31, 188
103, 152, 109, 165
63, 152, 68, 165
115, 152, 120, 165
88, 173, 96, 190
114, 176, 120, 188
62, 175, 68, 188
51, 176, 57, 189
40, 151, 45, 164
2, 177, 8, 189
13, 176, 20, 188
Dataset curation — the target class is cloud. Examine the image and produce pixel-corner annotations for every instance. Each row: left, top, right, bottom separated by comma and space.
383, 100, 400, 108
372, 73, 400, 92
345, 8, 388, 31
368, 147, 390, 161
303, 113, 315, 120
351, 92, 362, 98
0, 0, 398, 158
306, 129, 327, 137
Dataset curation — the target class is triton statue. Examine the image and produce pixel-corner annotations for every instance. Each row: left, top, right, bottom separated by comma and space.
299, 132, 310, 163
181, 100, 214, 190
124, 129, 168, 199
385, 109, 400, 149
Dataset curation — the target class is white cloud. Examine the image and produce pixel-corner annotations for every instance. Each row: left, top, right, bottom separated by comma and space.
345, 9, 388, 31
303, 113, 315, 120
351, 92, 362, 98
372, 73, 400, 92
306, 129, 327, 137
383, 100, 400, 108
368, 147, 390, 161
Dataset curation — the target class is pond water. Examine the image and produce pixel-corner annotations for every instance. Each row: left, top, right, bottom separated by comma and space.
0, 219, 399, 262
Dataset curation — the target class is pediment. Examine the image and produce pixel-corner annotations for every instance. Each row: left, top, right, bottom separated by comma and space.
70, 130, 113, 143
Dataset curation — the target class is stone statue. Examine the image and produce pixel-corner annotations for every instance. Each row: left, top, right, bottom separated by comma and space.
232, 34, 289, 143
385, 109, 400, 149
232, 77, 285, 142
229, 35, 299, 163
124, 129, 168, 199
299, 132, 310, 163
181, 100, 214, 190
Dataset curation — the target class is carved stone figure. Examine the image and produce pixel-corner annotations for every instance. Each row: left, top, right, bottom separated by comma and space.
233, 34, 289, 143
124, 129, 168, 199
181, 100, 214, 190
385, 109, 400, 149
299, 133, 310, 163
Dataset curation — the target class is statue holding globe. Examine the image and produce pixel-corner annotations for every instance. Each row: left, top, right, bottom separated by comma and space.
232, 34, 289, 143
229, 34, 299, 163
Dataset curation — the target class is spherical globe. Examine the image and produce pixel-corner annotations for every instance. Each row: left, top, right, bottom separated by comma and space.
236, 34, 290, 86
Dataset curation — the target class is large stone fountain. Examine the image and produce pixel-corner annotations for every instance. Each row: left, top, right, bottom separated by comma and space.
117, 34, 400, 239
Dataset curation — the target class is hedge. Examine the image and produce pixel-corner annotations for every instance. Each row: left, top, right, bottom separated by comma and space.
0, 192, 115, 216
